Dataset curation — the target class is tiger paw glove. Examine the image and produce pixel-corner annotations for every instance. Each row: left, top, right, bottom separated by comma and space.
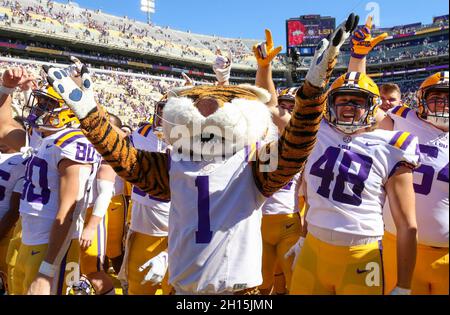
212, 50, 232, 84
285, 237, 305, 271
253, 29, 283, 68
139, 251, 168, 286
305, 13, 359, 90
351, 15, 388, 59
43, 64, 96, 120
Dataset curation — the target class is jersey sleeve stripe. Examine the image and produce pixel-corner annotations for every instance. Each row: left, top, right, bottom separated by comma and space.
392, 132, 412, 150
139, 125, 152, 137
53, 129, 77, 143
54, 131, 85, 148
388, 131, 403, 146
398, 106, 411, 118
245, 143, 258, 162
399, 134, 415, 150
391, 106, 410, 118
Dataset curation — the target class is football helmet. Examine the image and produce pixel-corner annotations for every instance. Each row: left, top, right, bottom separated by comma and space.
326, 72, 381, 134
23, 84, 79, 131
416, 71, 449, 129
278, 87, 298, 113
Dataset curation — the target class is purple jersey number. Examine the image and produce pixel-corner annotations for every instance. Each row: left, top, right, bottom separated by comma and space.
76, 143, 96, 162
195, 176, 213, 244
414, 144, 449, 195
310, 147, 373, 206
0, 169, 11, 201
22, 156, 50, 204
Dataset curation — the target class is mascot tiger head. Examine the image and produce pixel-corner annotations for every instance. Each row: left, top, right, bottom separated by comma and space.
161, 85, 273, 159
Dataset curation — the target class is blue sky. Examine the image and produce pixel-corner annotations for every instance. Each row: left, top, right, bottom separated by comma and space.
71, 0, 448, 50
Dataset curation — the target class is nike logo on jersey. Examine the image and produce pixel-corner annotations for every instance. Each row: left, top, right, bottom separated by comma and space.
31, 250, 40, 256
365, 143, 379, 147
285, 223, 295, 229
7, 162, 18, 165
46, 144, 53, 149
356, 268, 369, 274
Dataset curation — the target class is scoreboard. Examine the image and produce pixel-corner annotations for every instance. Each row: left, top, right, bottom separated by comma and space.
286, 15, 335, 57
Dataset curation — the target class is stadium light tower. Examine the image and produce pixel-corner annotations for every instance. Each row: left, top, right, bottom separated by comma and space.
141, 0, 155, 24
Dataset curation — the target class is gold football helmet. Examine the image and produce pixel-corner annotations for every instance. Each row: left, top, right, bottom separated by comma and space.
24, 84, 79, 131
416, 71, 449, 128
326, 72, 381, 134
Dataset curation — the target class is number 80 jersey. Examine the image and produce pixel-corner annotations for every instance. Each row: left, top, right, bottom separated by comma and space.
304, 121, 420, 237
20, 128, 99, 220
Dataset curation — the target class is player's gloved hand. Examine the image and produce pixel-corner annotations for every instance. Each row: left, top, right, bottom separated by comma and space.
390, 286, 412, 295
305, 13, 359, 90
285, 236, 305, 271
252, 29, 283, 68
212, 48, 232, 84
139, 251, 168, 286
43, 64, 96, 120
351, 16, 388, 59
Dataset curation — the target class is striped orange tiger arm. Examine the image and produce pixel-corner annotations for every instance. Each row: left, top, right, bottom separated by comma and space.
79, 108, 171, 201
253, 81, 326, 197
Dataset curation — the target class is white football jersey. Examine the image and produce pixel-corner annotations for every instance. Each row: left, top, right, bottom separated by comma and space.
383, 106, 449, 247
0, 153, 27, 220
262, 172, 300, 215
304, 121, 420, 237
20, 128, 98, 245
168, 147, 266, 294
129, 124, 170, 236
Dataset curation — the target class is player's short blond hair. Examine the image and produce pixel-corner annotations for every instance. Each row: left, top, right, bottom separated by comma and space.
380, 83, 401, 96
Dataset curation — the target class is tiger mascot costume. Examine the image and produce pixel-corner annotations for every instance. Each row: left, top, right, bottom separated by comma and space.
42, 15, 358, 295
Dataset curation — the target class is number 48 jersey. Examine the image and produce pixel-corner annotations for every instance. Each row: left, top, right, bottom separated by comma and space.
384, 106, 449, 247
20, 128, 99, 220
304, 121, 420, 237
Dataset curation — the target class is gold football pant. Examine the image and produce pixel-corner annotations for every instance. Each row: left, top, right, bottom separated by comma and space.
13, 240, 80, 295
125, 231, 169, 295
290, 233, 384, 295
260, 213, 301, 293
383, 231, 448, 295
106, 195, 127, 259
80, 207, 107, 275
5, 219, 22, 295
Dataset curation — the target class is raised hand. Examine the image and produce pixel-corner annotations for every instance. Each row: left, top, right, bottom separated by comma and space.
305, 13, 359, 90
2, 67, 36, 90
253, 29, 283, 68
181, 72, 194, 86
212, 48, 232, 84
351, 16, 388, 59
43, 64, 96, 120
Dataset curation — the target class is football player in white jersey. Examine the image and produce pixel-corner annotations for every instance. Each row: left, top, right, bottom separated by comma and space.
0, 142, 27, 294
0, 66, 98, 295
347, 18, 449, 295
379, 72, 449, 295
118, 99, 171, 295
289, 72, 420, 295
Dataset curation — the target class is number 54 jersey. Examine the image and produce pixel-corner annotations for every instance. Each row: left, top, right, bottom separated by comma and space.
384, 107, 449, 247
304, 121, 420, 237
19, 129, 99, 244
